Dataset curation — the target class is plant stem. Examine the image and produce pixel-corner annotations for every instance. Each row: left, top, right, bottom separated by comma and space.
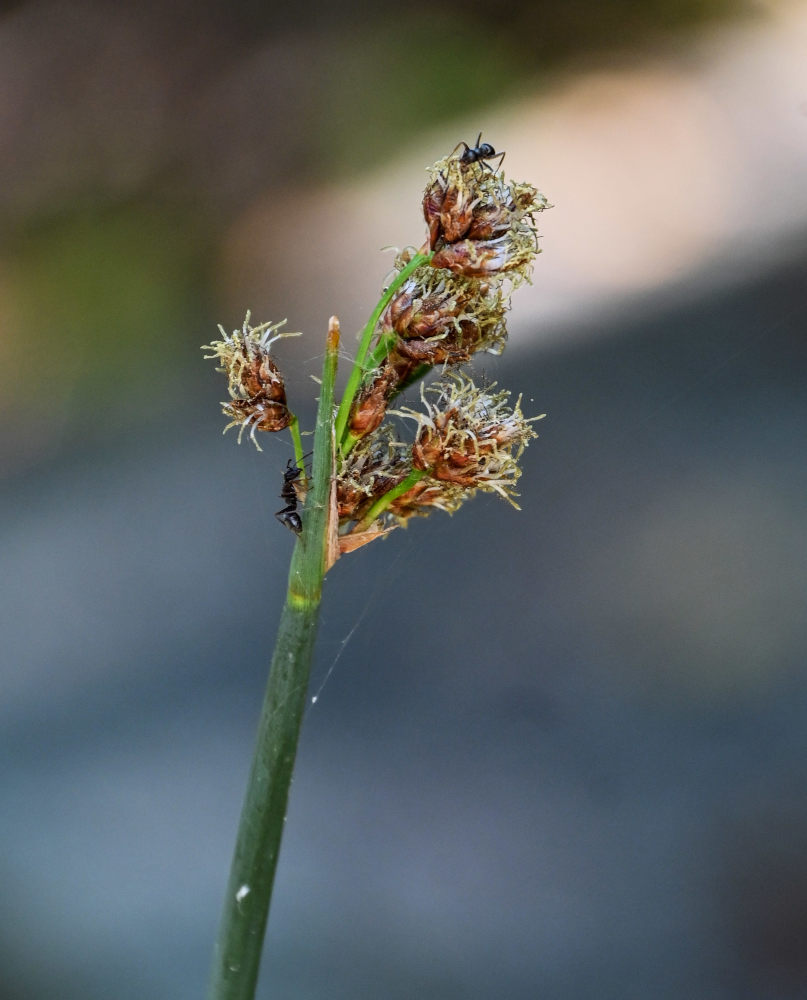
333, 250, 432, 451
288, 414, 305, 472
355, 467, 426, 530
207, 319, 340, 1000
366, 331, 396, 371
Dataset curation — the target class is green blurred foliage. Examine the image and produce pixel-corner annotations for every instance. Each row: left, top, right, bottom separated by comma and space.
314, 16, 531, 174
4, 205, 207, 439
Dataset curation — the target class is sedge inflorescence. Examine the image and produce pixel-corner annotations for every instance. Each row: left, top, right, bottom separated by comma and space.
202, 313, 301, 449
399, 374, 543, 507
203, 137, 550, 556
425, 149, 548, 278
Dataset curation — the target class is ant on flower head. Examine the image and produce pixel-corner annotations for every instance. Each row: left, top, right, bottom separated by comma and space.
453, 132, 505, 171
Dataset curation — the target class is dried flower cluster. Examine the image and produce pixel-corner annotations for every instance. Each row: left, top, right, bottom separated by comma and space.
402, 374, 541, 504
340, 373, 542, 528
425, 151, 548, 277
203, 138, 550, 557
347, 145, 548, 442
202, 314, 300, 449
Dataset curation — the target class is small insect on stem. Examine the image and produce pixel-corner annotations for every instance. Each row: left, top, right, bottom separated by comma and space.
453, 132, 506, 171
275, 459, 305, 535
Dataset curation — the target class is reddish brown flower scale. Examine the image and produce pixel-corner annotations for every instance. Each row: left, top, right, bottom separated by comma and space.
347, 361, 405, 438
411, 418, 448, 470
388, 479, 455, 518
424, 161, 502, 249
348, 346, 431, 440
399, 299, 456, 341
488, 422, 525, 447
385, 285, 417, 333
465, 202, 512, 241
415, 448, 479, 485
348, 375, 394, 437
336, 481, 369, 520
223, 398, 293, 433
422, 154, 547, 286
382, 281, 452, 337
238, 352, 288, 404
402, 303, 449, 340
386, 283, 506, 365
226, 345, 293, 433
447, 447, 476, 468
203, 315, 304, 448
336, 424, 417, 525
465, 184, 541, 242
383, 272, 510, 362
394, 332, 473, 366
431, 239, 511, 277
423, 179, 446, 249
385, 280, 465, 342
438, 183, 476, 243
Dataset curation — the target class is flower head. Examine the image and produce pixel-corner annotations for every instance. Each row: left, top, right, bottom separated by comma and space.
202, 313, 300, 449
347, 268, 508, 443
383, 268, 508, 359
344, 147, 549, 452
336, 425, 412, 522
348, 356, 418, 438
336, 425, 470, 535
395, 373, 543, 507
423, 151, 549, 284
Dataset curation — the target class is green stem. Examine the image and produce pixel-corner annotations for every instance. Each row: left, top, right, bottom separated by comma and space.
333, 251, 432, 450
208, 320, 340, 1000
288, 414, 306, 473
355, 467, 426, 530
340, 429, 360, 456
366, 331, 397, 371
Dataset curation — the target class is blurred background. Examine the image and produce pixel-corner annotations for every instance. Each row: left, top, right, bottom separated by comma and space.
2, 0, 806, 997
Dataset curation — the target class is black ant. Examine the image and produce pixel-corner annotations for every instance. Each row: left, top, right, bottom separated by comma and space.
453, 132, 505, 171
275, 458, 306, 535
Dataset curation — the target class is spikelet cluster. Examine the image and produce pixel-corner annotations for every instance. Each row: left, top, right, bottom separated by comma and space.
424, 153, 548, 281
338, 371, 542, 535
348, 143, 549, 443
202, 313, 300, 450
400, 374, 542, 507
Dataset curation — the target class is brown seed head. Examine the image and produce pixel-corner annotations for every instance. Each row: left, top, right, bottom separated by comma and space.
336, 425, 412, 522
382, 269, 508, 366
424, 150, 550, 282
395, 373, 543, 507
348, 356, 420, 439
202, 313, 301, 449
